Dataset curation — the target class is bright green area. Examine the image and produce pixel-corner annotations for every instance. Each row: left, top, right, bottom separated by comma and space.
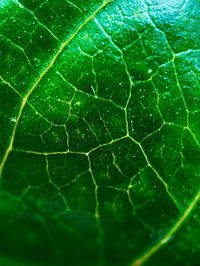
0, 0, 200, 265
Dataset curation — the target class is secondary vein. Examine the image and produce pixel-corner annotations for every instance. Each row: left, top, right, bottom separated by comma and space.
131, 189, 200, 265
0, 0, 113, 177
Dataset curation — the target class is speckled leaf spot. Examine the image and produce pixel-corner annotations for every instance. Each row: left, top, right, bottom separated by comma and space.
0, 0, 200, 265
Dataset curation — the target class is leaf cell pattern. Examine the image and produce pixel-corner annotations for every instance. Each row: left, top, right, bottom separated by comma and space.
0, 0, 200, 265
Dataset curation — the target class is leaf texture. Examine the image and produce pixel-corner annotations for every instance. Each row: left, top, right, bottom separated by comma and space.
0, 0, 200, 265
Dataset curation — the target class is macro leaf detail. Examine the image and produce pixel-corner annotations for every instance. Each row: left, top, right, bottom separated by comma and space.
0, 0, 200, 265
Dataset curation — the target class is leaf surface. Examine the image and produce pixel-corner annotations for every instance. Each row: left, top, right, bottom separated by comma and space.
0, 0, 200, 265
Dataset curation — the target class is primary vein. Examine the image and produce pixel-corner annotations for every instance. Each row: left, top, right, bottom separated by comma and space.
0, 0, 113, 177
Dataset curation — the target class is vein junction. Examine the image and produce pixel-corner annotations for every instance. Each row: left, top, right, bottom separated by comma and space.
0, 0, 200, 265
0, 0, 113, 177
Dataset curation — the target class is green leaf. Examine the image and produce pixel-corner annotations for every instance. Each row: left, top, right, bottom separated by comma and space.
0, 0, 200, 265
